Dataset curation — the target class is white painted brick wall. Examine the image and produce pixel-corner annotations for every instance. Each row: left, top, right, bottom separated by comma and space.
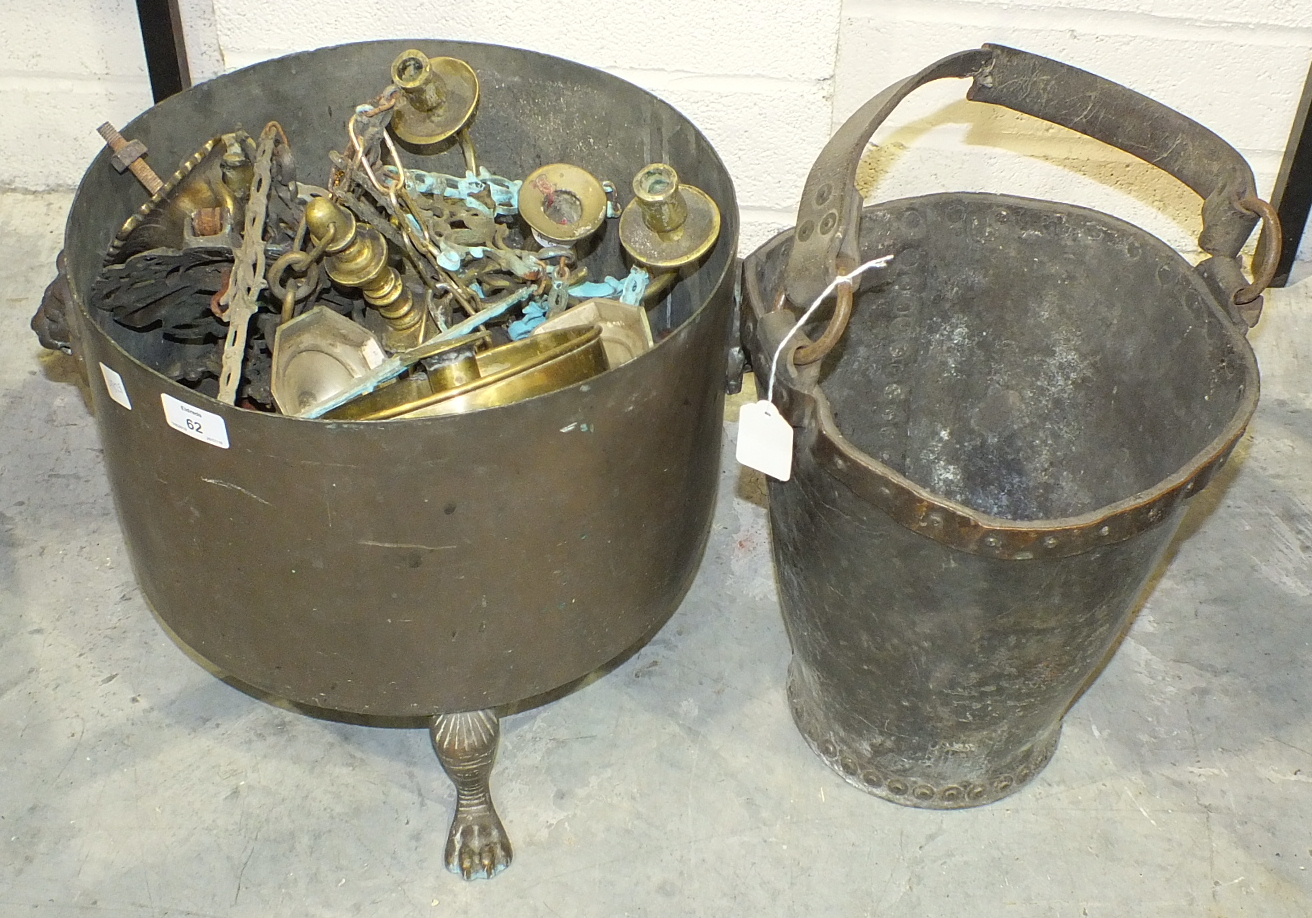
205, 0, 843, 250
0, 0, 154, 191
4, 0, 1310, 261
0, 0, 222, 193
835, 0, 1312, 259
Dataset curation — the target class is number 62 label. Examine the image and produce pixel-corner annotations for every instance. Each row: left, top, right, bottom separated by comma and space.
161, 393, 230, 449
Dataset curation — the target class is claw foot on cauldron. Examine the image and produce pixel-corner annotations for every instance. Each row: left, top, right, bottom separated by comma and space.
430, 709, 512, 880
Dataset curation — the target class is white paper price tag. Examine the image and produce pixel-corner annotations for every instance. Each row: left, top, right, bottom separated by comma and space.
736, 400, 794, 481
161, 393, 230, 449
98, 362, 132, 410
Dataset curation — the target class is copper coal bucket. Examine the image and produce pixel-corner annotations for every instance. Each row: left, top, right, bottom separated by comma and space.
741, 45, 1278, 808
34, 39, 737, 877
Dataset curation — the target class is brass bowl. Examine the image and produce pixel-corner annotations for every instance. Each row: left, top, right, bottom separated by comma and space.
532, 297, 654, 367
325, 326, 607, 420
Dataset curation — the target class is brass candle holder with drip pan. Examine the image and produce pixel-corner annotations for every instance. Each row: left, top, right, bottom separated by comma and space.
519, 163, 611, 247
388, 49, 480, 147
620, 162, 721, 302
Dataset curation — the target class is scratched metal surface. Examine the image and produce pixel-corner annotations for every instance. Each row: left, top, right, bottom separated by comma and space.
3, 189, 1311, 916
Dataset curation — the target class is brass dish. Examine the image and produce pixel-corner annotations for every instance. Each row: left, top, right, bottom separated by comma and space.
532, 297, 653, 367
271, 305, 387, 417
325, 326, 607, 420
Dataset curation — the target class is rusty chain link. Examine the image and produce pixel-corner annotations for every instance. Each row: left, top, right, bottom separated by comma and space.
215, 122, 282, 403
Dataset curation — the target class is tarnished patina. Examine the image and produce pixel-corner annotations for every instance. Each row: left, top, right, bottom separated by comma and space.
743, 44, 1275, 808
39, 38, 738, 879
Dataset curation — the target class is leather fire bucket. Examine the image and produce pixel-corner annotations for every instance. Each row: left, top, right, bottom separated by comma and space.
740, 45, 1278, 808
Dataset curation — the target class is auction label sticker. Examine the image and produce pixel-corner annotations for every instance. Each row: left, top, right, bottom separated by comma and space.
98, 363, 132, 410
160, 393, 230, 449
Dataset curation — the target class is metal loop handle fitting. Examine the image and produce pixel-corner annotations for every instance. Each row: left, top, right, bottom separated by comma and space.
792, 282, 854, 366
1233, 195, 1282, 306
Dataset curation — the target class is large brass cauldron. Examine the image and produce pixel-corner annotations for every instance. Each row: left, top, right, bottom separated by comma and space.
47, 40, 737, 878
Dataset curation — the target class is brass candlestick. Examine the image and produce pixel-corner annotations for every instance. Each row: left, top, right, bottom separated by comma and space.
618, 163, 721, 271
304, 197, 430, 351
389, 50, 480, 147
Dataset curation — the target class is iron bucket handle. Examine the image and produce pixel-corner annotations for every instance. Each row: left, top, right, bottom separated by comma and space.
779, 43, 1280, 368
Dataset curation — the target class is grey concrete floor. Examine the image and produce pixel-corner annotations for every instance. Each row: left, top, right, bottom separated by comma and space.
2, 189, 1311, 917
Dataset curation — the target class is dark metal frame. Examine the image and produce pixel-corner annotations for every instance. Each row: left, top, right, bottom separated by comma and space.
1263, 57, 1312, 286
135, 0, 191, 103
